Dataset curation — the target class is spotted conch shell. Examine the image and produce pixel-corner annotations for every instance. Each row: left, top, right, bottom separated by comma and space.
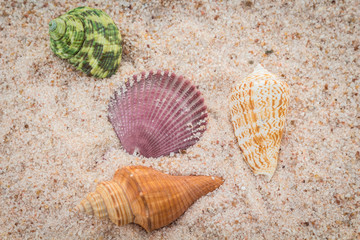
76, 166, 223, 232
229, 65, 290, 180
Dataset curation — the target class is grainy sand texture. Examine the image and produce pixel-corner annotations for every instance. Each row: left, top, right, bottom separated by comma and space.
1, 0, 359, 239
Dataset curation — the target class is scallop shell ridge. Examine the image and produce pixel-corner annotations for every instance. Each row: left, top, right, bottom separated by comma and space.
49, 6, 122, 78
230, 64, 290, 180
108, 70, 208, 158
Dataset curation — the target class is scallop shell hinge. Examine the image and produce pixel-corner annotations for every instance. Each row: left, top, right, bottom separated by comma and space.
76, 166, 223, 232
49, 6, 122, 78
229, 65, 290, 180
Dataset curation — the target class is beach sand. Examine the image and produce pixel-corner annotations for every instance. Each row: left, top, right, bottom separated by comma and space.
1, 0, 359, 239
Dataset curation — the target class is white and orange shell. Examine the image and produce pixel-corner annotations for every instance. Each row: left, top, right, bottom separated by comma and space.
229, 65, 290, 180
76, 166, 223, 232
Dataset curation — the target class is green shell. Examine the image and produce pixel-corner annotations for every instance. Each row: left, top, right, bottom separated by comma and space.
49, 6, 122, 78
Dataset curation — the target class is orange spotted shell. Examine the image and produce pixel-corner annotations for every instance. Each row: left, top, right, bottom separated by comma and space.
229, 65, 290, 180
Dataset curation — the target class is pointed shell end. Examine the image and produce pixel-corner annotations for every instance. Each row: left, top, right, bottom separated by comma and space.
254, 64, 264, 71
253, 64, 270, 74
75, 198, 94, 215
49, 20, 57, 31
254, 171, 275, 182
75, 203, 85, 213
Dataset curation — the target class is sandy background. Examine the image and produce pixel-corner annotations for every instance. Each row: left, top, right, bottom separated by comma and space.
1, 0, 359, 239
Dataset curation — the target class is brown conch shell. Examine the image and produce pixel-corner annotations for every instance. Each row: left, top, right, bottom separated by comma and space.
76, 166, 223, 232
229, 65, 290, 180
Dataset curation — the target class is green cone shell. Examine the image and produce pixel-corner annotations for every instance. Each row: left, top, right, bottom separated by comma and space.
49, 6, 122, 78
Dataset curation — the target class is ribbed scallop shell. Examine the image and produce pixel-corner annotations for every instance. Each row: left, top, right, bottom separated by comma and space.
76, 166, 223, 232
49, 6, 122, 78
229, 65, 290, 180
108, 71, 208, 158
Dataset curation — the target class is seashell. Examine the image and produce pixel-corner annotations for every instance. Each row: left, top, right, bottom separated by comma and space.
108, 70, 208, 158
229, 65, 290, 180
76, 166, 223, 232
49, 6, 122, 78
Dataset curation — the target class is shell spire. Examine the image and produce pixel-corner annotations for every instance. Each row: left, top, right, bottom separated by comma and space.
108, 70, 208, 158
76, 166, 223, 232
49, 6, 122, 78
229, 64, 290, 180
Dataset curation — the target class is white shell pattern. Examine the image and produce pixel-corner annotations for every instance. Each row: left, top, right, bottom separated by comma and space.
230, 65, 290, 180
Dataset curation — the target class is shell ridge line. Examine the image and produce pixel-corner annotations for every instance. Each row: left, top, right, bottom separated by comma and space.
150, 73, 182, 157
167, 177, 192, 224
148, 87, 198, 149
137, 73, 151, 154
113, 92, 127, 139
129, 75, 141, 154
79, 17, 99, 73
150, 74, 181, 133
100, 182, 123, 224
151, 84, 203, 145
160, 109, 206, 151
130, 75, 139, 147
109, 93, 125, 142
144, 73, 177, 156
139, 73, 154, 149
171, 111, 206, 141
122, 79, 134, 142
119, 80, 133, 139
165, 176, 189, 222
125, 167, 152, 231
142, 72, 158, 142
146, 73, 167, 156
135, 75, 148, 149
145, 71, 169, 129
109, 95, 124, 149
149, 173, 178, 229
138, 73, 162, 156
67, 16, 87, 65
123, 76, 137, 153
54, 18, 68, 42
68, 14, 95, 69
115, 177, 135, 223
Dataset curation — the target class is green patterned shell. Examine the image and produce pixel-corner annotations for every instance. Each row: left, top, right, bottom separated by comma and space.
49, 6, 122, 78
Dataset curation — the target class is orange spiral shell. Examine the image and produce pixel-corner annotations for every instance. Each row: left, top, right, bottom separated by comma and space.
76, 166, 223, 232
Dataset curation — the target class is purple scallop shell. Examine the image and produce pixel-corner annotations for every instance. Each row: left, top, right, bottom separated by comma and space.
108, 70, 208, 158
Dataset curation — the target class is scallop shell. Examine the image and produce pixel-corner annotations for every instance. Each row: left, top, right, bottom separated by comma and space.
108, 70, 208, 158
229, 65, 290, 180
49, 6, 122, 78
76, 166, 223, 232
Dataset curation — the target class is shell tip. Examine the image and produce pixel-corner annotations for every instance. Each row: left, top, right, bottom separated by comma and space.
49, 20, 57, 31
255, 171, 275, 182
254, 64, 265, 71
76, 198, 94, 215
75, 203, 85, 213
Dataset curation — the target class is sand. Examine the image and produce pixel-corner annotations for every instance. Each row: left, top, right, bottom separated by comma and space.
1, 0, 359, 239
